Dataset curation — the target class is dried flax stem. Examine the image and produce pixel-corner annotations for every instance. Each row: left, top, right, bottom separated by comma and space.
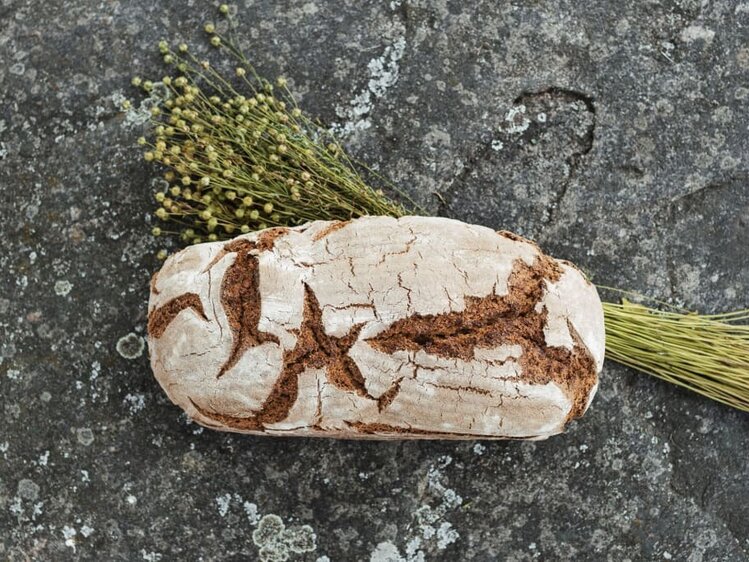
603, 297, 749, 412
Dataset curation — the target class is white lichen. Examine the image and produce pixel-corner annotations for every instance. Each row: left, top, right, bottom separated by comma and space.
369, 456, 462, 560
503, 105, 531, 134
111, 83, 171, 128
62, 526, 77, 551
17, 479, 40, 500
367, 38, 406, 97
244, 501, 261, 525
216, 493, 232, 517
124, 393, 146, 414
37, 450, 50, 466
116, 333, 145, 360
370, 541, 405, 562
680, 26, 715, 43
331, 37, 407, 137
435, 522, 459, 549
212, 495, 320, 560
91, 361, 100, 381
252, 514, 317, 562
76, 428, 95, 446
404, 537, 423, 560
9, 497, 23, 518
54, 279, 73, 296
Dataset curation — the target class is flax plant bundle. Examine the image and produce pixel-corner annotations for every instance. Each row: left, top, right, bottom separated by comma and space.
130, 5, 749, 413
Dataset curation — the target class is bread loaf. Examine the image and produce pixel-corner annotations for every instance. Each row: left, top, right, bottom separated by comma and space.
147, 216, 605, 440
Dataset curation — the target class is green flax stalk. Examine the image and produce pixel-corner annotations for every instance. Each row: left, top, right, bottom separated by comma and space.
603, 297, 749, 412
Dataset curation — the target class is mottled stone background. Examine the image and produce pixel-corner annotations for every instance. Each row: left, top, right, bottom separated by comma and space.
1, 0, 748, 560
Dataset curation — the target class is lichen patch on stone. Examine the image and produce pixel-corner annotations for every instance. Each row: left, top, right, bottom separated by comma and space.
54, 279, 73, 296
116, 333, 145, 360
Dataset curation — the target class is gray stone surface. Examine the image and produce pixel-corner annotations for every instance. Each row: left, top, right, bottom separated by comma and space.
1, 0, 748, 560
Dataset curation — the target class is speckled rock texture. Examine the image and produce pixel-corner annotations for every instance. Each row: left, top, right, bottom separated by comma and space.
148, 217, 604, 440
1, 0, 748, 560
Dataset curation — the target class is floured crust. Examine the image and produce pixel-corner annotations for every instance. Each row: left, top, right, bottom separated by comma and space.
147, 216, 605, 440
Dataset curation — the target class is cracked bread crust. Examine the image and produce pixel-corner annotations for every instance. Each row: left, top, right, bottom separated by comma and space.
147, 216, 605, 440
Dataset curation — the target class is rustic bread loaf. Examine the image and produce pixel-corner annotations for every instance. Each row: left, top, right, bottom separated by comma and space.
148, 216, 605, 440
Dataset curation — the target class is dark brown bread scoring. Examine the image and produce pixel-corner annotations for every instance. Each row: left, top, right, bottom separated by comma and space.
367, 256, 596, 421
215, 239, 279, 379
147, 293, 207, 338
